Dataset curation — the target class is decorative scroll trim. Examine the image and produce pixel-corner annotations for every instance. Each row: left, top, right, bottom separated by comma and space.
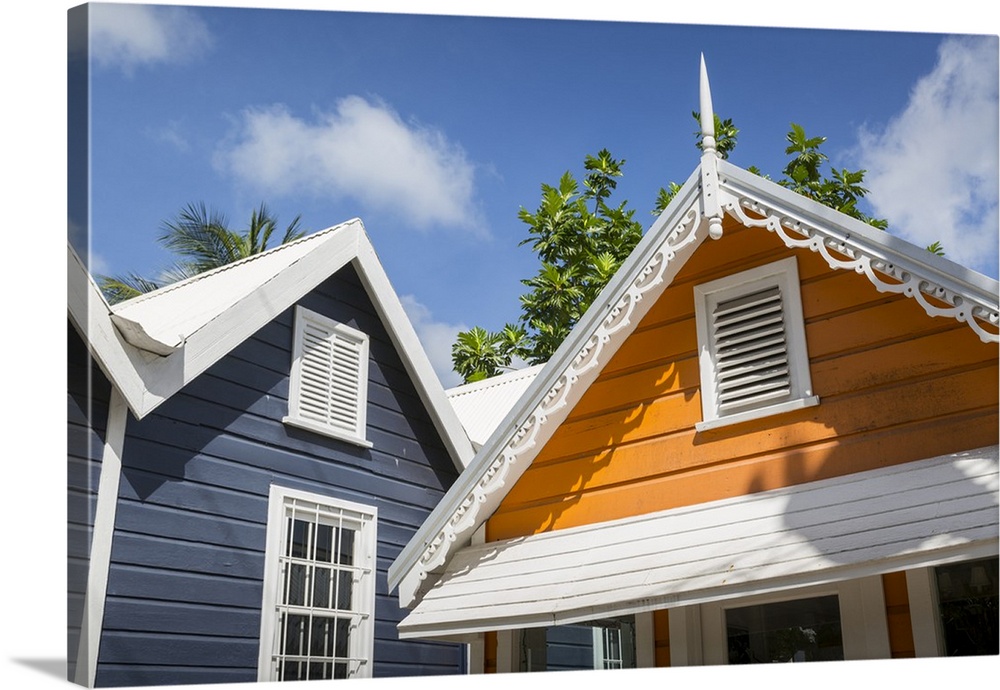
415, 203, 705, 582
724, 193, 1000, 344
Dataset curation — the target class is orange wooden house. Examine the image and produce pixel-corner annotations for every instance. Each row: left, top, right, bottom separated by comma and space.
388, 60, 999, 671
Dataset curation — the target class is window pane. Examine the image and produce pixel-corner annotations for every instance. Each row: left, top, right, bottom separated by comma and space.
289, 519, 310, 559
337, 570, 354, 610
285, 563, 307, 606
336, 617, 351, 658
282, 614, 308, 656
308, 661, 330, 680
726, 595, 843, 663
279, 660, 303, 681
309, 616, 334, 657
313, 567, 331, 609
315, 524, 334, 563
338, 528, 355, 566
519, 617, 635, 672
935, 557, 999, 656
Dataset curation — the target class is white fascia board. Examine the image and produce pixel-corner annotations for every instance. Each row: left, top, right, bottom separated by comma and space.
351, 229, 475, 473
387, 164, 708, 599
719, 161, 1000, 338
68, 244, 152, 418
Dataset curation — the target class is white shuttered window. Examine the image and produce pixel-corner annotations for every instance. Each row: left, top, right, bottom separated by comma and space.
285, 306, 372, 447
693, 257, 818, 431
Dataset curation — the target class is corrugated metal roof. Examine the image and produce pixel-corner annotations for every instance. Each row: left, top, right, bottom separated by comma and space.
446, 364, 544, 448
398, 446, 999, 640
110, 220, 358, 354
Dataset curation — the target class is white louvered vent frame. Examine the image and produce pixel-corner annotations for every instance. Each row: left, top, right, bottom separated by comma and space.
284, 306, 373, 447
694, 257, 818, 431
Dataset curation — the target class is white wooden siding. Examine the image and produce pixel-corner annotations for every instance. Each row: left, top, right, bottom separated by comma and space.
398, 446, 999, 640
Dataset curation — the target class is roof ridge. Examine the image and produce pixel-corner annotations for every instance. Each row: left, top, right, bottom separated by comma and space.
446, 363, 546, 397
111, 218, 359, 307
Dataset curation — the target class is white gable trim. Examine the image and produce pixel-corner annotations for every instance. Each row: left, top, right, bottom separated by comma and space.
352, 236, 475, 468
397, 447, 998, 641
719, 161, 999, 343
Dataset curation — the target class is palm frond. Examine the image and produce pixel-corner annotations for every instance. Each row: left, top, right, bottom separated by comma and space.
98, 272, 164, 304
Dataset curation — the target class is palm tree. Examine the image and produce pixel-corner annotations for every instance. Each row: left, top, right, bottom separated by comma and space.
99, 202, 306, 303
451, 324, 525, 383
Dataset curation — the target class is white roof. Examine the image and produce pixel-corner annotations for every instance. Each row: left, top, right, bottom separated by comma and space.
109, 224, 352, 355
398, 446, 999, 640
68, 219, 475, 471
446, 364, 544, 448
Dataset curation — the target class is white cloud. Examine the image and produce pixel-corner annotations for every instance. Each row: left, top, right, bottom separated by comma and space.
214, 97, 485, 233
148, 120, 191, 152
399, 294, 467, 389
856, 36, 999, 275
89, 4, 213, 74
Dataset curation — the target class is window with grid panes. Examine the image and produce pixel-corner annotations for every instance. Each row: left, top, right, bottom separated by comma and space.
258, 486, 376, 681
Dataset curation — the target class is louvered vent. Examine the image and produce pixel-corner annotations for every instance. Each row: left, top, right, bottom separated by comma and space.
297, 319, 364, 434
711, 285, 792, 414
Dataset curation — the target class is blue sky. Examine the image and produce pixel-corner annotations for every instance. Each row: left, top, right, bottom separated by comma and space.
1, 3, 997, 690
75, 3, 999, 388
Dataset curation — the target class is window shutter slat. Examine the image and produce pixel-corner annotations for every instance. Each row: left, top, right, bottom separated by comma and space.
712, 286, 791, 413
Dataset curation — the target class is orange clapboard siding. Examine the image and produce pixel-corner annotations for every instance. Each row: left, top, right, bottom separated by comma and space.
486, 226, 998, 542
488, 409, 998, 539
483, 631, 497, 673
653, 609, 671, 667
505, 363, 997, 508
882, 571, 916, 659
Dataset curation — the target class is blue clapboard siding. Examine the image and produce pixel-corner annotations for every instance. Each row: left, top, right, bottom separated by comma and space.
68, 324, 111, 681
95, 265, 465, 686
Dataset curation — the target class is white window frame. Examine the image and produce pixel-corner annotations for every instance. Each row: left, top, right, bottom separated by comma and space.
284, 306, 373, 448
257, 485, 378, 681
693, 256, 818, 431
696, 577, 891, 664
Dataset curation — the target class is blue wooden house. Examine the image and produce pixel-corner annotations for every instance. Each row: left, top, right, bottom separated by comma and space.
68, 219, 475, 687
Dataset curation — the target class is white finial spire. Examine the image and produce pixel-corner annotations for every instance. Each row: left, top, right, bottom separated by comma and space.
699, 53, 716, 156
698, 54, 724, 240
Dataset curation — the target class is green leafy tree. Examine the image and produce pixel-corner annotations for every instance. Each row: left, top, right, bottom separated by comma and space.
451, 149, 645, 381
777, 123, 888, 229
99, 202, 305, 303
453, 117, 944, 383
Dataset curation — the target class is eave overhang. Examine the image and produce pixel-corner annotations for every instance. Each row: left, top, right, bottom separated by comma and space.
399, 446, 999, 641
